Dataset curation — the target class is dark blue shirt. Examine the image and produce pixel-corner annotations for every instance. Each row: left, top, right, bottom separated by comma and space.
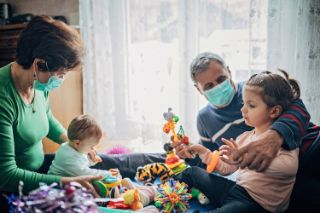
197, 82, 252, 151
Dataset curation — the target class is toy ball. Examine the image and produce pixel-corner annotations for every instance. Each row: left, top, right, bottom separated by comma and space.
154, 179, 192, 213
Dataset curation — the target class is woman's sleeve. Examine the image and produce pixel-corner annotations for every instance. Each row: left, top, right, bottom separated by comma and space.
0, 97, 61, 193
45, 92, 66, 144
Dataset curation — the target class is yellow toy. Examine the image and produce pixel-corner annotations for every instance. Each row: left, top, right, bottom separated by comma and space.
122, 188, 143, 211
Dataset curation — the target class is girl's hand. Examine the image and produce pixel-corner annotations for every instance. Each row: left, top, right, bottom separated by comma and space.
187, 144, 209, 155
173, 142, 194, 159
220, 138, 241, 165
61, 175, 103, 198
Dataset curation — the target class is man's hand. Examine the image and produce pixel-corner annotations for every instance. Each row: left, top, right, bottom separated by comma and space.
233, 129, 283, 172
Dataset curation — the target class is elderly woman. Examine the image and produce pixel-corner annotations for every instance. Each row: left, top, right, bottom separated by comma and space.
0, 16, 164, 208
0, 16, 103, 210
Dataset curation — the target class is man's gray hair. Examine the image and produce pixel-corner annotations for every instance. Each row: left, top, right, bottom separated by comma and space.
190, 52, 227, 82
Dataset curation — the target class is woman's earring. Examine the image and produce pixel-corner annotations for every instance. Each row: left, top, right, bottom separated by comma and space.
33, 73, 36, 79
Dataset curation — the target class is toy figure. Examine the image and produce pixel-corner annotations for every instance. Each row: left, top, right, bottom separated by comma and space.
123, 188, 143, 211
163, 107, 180, 143
190, 188, 210, 205
136, 162, 173, 184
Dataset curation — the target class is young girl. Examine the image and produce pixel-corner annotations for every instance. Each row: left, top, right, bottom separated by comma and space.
176, 70, 300, 213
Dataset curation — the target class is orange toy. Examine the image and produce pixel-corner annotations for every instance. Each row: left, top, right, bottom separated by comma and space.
206, 151, 220, 173
122, 188, 143, 211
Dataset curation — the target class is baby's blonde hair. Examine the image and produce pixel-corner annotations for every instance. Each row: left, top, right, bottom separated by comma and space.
67, 114, 102, 141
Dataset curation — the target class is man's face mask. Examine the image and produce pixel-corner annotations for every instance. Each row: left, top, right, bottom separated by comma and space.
203, 79, 235, 108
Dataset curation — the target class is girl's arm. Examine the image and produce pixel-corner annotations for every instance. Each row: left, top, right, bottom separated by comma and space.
188, 144, 239, 176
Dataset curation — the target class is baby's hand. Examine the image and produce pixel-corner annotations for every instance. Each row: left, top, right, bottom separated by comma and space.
108, 168, 120, 177
88, 150, 102, 163
220, 138, 241, 165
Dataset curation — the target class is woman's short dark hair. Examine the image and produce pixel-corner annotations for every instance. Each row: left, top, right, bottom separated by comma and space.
16, 15, 84, 72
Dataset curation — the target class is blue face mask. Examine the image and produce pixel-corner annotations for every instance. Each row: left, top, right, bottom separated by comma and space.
204, 79, 235, 108
34, 75, 64, 92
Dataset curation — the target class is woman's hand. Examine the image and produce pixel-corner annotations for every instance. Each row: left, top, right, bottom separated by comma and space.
220, 138, 241, 165
61, 175, 103, 197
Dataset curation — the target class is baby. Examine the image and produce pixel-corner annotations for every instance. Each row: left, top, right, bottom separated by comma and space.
48, 114, 157, 206
48, 114, 118, 178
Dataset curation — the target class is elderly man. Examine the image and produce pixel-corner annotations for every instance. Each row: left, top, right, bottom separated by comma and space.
175, 52, 310, 172
174, 52, 320, 212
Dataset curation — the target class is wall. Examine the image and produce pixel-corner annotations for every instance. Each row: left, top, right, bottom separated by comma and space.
267, 0, 320, 124
0, 0, 79, 25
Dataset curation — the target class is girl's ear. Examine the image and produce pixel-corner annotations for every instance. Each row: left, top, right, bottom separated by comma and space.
269, 105, 283, 119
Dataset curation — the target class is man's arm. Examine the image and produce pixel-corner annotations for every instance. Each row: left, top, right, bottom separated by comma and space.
271, 99, 310, 150
235, 99, 310, 172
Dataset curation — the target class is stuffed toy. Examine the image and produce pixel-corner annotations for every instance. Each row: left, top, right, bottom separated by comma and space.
136, 162, 174, 184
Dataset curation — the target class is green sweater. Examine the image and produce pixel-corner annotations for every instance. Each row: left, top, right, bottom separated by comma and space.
0, 64, 65, 193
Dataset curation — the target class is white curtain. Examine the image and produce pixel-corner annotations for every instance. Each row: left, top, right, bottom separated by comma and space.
79, 0, 267, 152
267, 0, 320, 123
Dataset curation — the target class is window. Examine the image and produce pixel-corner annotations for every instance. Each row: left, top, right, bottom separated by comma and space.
80, 0, 267, 152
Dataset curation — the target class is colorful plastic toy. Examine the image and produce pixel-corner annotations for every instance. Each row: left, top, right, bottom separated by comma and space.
163, 107, 180, 143
154, 179, 192, 213
93, 175, 122, 198
162, 108, 188, 175
190, 188, 210, 205
206, 150, 220, 173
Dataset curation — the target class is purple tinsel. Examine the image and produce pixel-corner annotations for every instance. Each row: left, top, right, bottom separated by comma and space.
5, 181, 100, 213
